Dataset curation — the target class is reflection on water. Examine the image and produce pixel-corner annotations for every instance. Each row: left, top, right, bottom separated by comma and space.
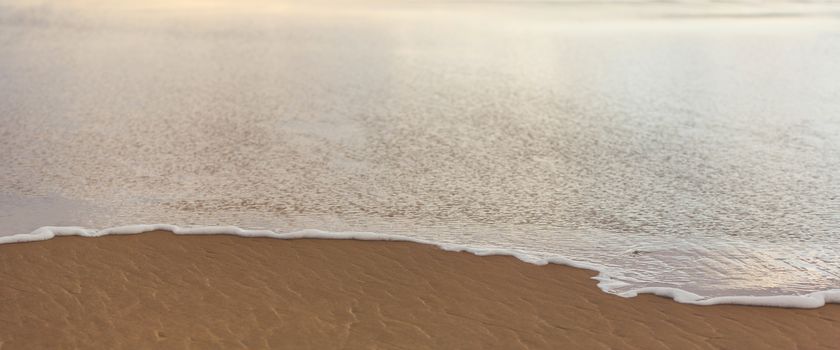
1, 0, 840, 298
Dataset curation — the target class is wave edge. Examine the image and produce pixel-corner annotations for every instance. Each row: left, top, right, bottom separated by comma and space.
3, 224, 839, 309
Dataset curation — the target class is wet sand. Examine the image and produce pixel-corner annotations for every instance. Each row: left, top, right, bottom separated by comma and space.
1, 231, 838, 349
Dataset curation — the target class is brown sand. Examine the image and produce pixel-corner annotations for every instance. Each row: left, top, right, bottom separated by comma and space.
1, 231, 838, 349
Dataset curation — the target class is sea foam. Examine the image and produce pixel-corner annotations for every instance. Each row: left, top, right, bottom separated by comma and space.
3, 224, 839, 309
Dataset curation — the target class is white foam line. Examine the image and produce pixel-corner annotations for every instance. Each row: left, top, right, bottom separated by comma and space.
3, 224, 840, 309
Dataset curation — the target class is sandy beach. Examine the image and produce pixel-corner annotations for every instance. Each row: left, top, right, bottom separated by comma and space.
3, 1, 840, 349
1, 231, 837, 349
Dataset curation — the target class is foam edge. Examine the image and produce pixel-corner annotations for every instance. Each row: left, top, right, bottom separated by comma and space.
3, 224, 839, 309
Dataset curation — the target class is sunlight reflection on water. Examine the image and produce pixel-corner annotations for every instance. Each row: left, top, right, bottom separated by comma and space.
1, 0, 840, 298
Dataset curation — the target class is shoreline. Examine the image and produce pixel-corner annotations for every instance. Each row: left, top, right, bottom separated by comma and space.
4, 224, 840, 309
2, 230, 839, 349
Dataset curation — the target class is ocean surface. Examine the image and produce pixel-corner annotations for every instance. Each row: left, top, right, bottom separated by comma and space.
2, 0, 840, 305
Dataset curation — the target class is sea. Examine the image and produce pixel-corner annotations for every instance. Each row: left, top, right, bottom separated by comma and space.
2, 0, 840, 307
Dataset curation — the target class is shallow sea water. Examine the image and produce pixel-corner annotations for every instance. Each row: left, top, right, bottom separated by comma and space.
2, 0, 840, 300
